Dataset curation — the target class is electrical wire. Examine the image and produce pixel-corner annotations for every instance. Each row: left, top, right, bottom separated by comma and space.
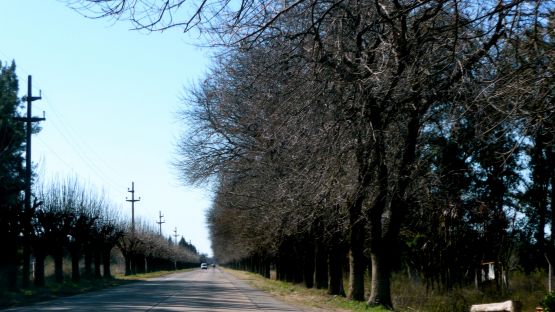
0, 49, 130, 192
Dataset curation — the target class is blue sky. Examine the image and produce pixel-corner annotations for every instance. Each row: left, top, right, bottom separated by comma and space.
0, 1, 214, 255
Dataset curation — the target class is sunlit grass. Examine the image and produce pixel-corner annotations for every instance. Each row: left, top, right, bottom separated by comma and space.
225, 268, 548, 312
224, 268, 389, 311
114, 268, 193, 280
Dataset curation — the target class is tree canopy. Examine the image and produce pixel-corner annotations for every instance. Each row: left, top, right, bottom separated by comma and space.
65, 0, 555, 308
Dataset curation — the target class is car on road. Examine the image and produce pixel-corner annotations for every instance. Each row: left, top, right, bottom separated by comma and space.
200, 263, 208, 269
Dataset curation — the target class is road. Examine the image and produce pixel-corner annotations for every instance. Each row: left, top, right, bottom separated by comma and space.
3, 268, 308, 311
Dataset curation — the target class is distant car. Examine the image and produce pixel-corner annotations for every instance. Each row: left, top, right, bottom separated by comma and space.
200, 263, 208, 269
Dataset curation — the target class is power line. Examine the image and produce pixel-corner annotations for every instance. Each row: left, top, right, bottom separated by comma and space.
38, 94, 128, 190
0, 51, 126, 192
0, 53, 128, 191
41, 93, 128, 181
0, 53, 130, 192
34, 138, 118, 199
36, 137, 74, 169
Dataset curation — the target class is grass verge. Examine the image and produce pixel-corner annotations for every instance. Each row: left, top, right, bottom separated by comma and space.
0, 277, 131, 308
224, 269, 547, 312
114, 268, 193, 280
0, 269, 192, 308
223, 268, 389, 312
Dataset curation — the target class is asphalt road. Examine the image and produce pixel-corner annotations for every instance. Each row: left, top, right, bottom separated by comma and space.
3, 268, 306, 311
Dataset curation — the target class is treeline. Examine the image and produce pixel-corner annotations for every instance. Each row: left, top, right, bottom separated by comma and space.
165, 0, 554, 309
0, 61, 200, 291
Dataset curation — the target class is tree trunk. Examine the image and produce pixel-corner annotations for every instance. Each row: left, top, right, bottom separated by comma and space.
293, 251, 304, 284
103, 247, 112, 278
315, 240, 328, 289
84, 249, 93, 277
328, 241, 345, 296
283, 246, 295, 283
135, 254, 146, 274
54, 250, 64, 283
289, 250, 305, 284
368, 251, 392, 308
34, 251, 46, 287
348, 119, 378, 301
348, 200, 366, 300
94, 250, 102, 278
71, 249, 80, 282
262, 256, 270, 278
546, 253, 553, 292
550, 150, 555, 291
348, 239, 365, 300
22, 242, 31, 287
4, 239, 18, 290
125, 254, 132, 276
303, 239, 315, 288
276, 256, 283, 281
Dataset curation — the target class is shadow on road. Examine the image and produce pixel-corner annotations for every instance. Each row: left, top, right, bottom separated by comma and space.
3, 270, 300, 311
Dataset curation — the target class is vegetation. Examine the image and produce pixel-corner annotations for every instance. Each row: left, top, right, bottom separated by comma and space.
543, 292, 555, 312
0, 268, 193, 308
228, 268, 547, 312
0, 61, 202, 300
7, 0, 555, 310
0, 276, 131, 308
0, 60, 26, 291
542, 293, 555, 312
226, 268, 387, 312
171, 0, 553, 310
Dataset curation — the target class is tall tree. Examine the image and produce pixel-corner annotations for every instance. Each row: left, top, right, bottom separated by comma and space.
0, 60, 25, 290
71, 0, 553, 307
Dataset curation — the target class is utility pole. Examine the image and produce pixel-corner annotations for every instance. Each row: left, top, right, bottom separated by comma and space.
173, 227, 179, 245
14, 75, 45, 288
156, 211, 165, 236
126, 182, 140, 234
173, 227, 179, 270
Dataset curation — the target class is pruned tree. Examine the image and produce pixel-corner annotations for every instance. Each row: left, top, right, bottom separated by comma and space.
36, 178, 82, 283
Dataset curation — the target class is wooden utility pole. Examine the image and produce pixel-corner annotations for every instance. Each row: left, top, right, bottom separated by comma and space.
173, 227, 179, 245
126, 182, 140, 234
14, 75, 45, 287
156, 211, 165, 236
173, 227, 179, 270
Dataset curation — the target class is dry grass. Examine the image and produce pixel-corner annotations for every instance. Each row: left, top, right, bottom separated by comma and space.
391, 271, 546, 311
224, 268, 387, 311
114, 269, 194, 280
225, 269, 548, 312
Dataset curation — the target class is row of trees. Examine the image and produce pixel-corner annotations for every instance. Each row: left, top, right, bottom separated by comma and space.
34, 178, 201, 285
65, 0, 553, 308
0, 61, 201, 291
173, 0, 551, 309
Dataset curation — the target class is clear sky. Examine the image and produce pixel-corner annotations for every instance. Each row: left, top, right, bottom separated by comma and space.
0, 1, 214, 255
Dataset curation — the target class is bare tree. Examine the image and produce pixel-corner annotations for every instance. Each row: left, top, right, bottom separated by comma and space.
69, 0, 553, 307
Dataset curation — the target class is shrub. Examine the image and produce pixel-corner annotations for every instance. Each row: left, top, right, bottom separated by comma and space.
542, 292, 555, 312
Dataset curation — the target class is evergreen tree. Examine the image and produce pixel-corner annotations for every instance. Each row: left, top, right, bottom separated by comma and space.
0, 60, 25, 290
